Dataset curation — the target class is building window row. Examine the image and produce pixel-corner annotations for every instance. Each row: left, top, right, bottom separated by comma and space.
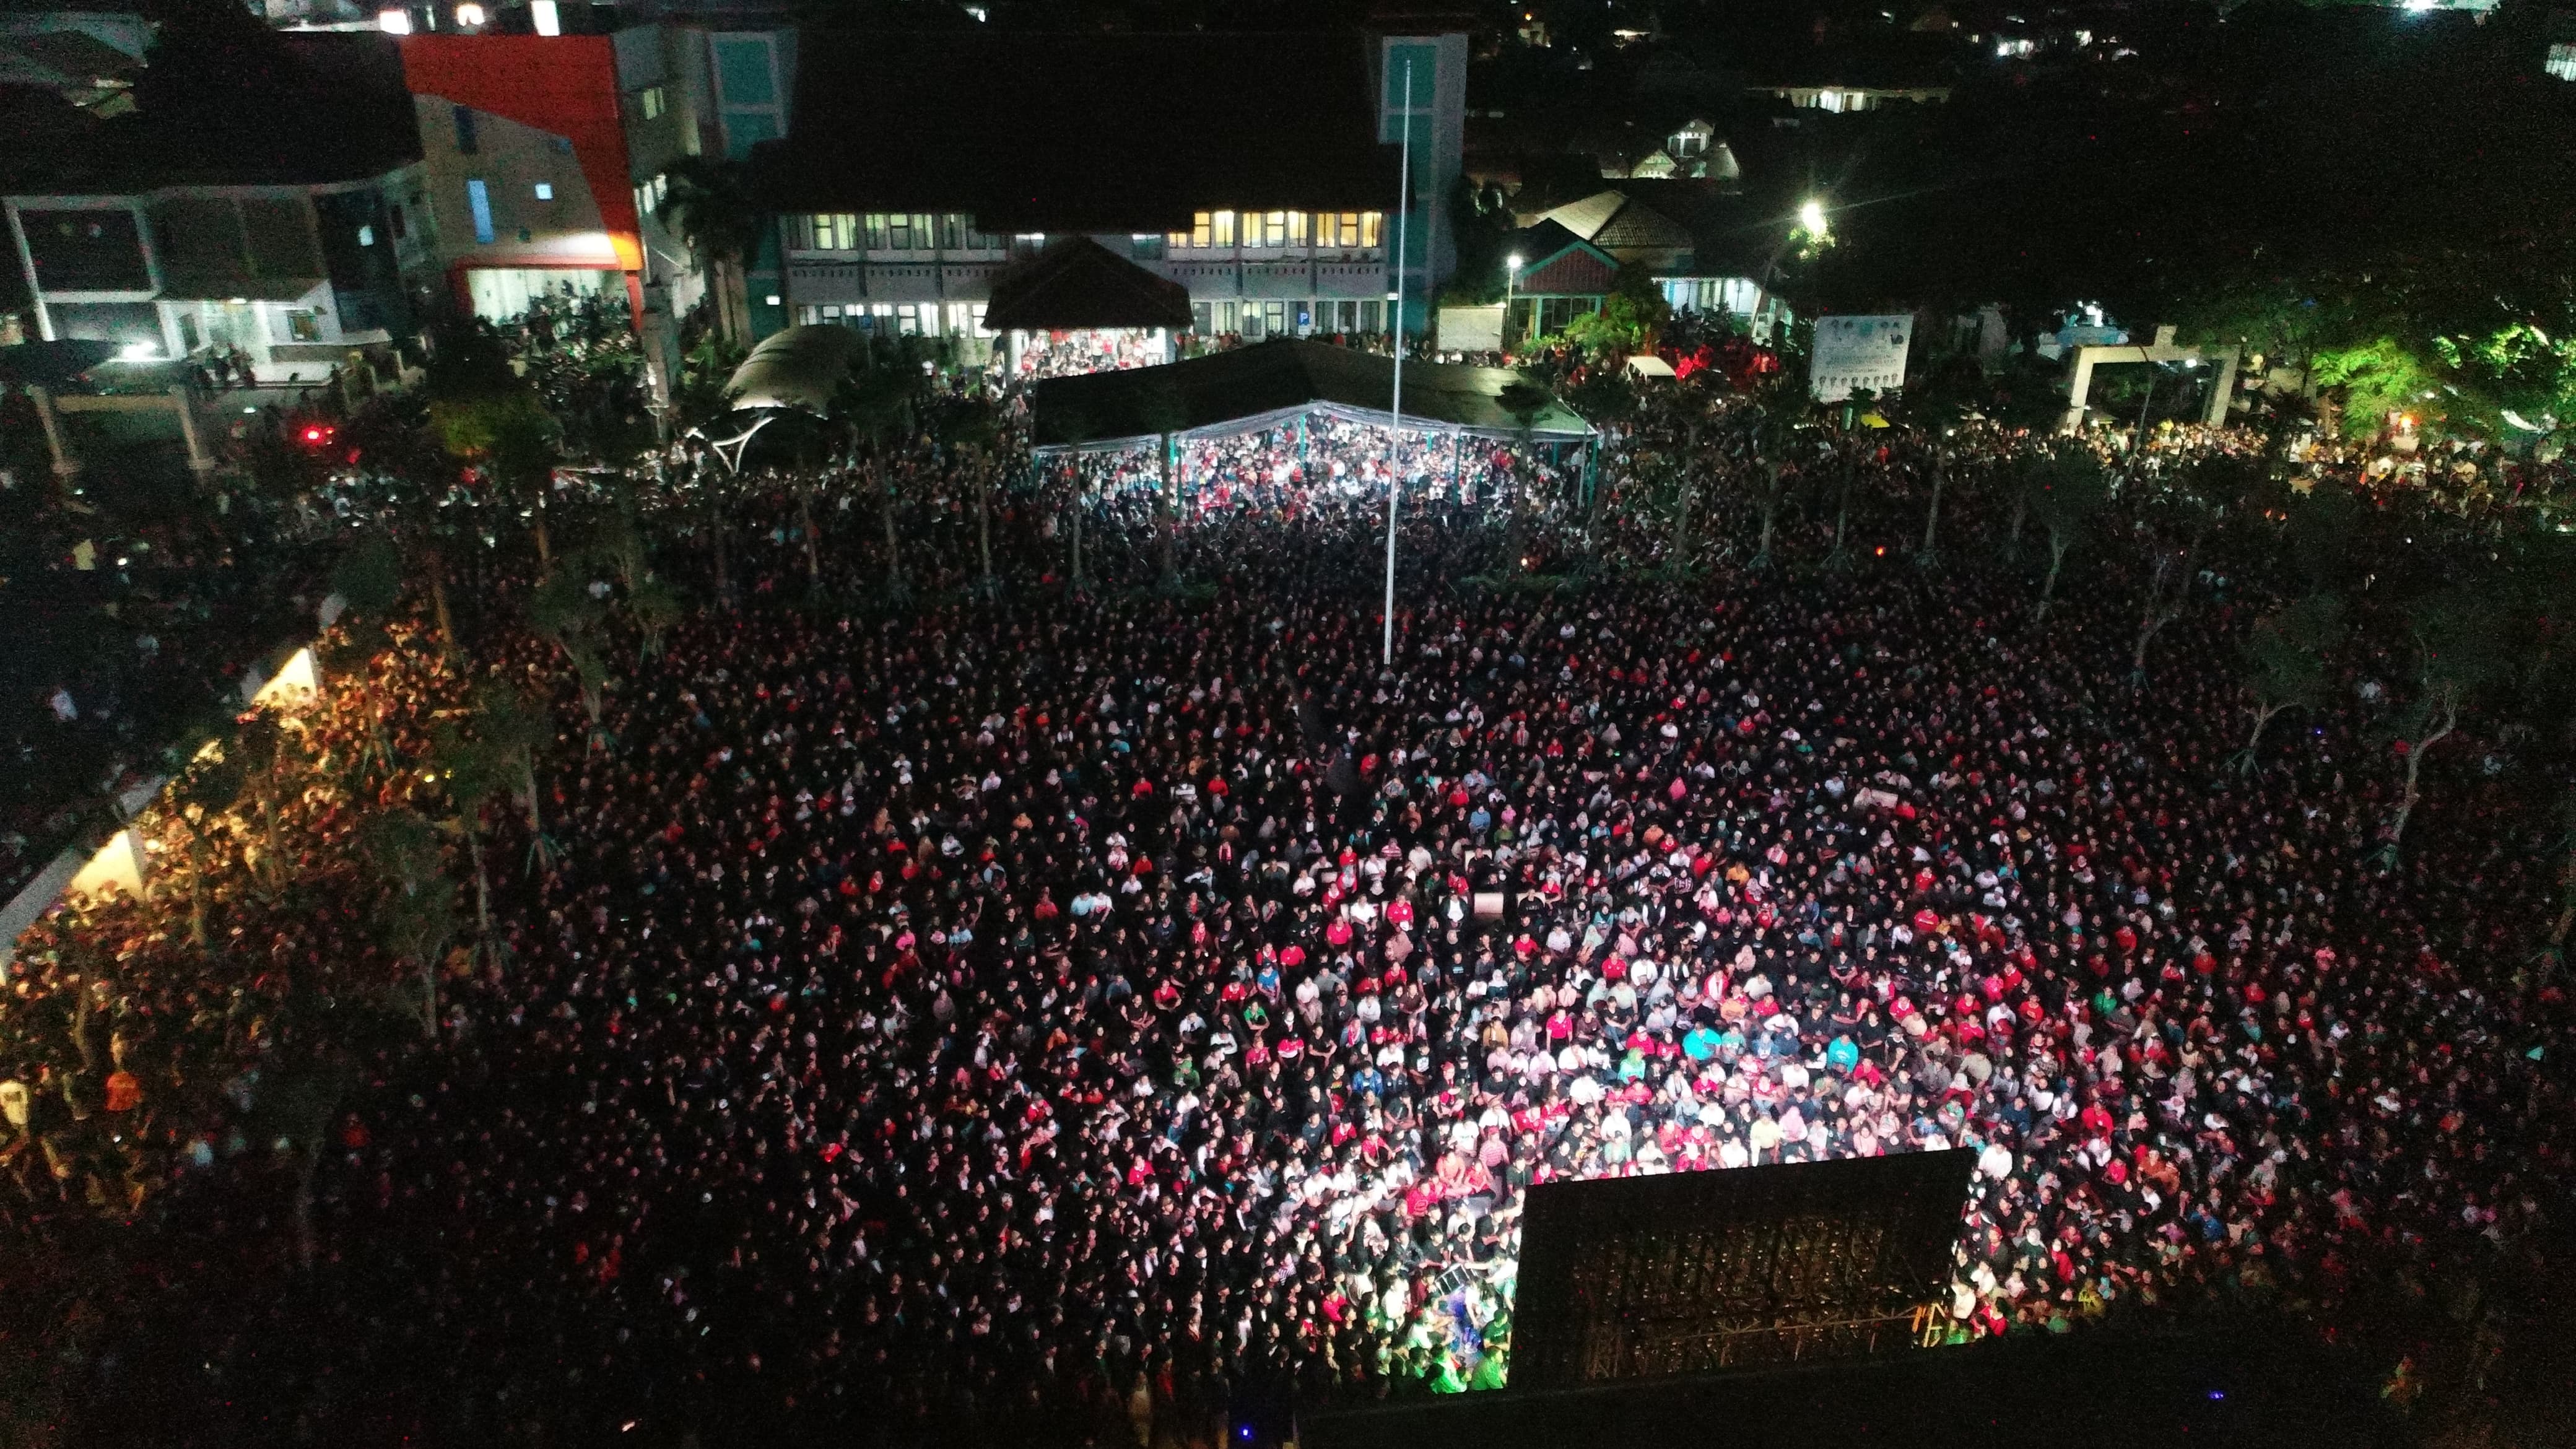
1195, 298, 1386, 338
796, 300, 993, 337
791, 211, 1384, 256
1172, 211, 1381, 251
786, 297, 1388, 341
794, 213, 1007, 254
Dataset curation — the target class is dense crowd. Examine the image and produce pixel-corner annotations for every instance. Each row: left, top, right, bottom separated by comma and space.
1008, 330, 1173, 381
0, 384, 350, 899
3, 381, 2572, 1449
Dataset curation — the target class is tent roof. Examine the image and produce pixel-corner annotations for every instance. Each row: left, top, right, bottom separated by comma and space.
983, 236, 1194, 333
1030, 338, 1593, 452
722, 324, 863, 416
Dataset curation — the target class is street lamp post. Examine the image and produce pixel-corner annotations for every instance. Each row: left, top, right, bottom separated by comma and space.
1503, 253, 1523, 355
1383, 56, 1414, 668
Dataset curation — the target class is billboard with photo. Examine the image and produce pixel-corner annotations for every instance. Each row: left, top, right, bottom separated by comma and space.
1809, 314, 1913, 402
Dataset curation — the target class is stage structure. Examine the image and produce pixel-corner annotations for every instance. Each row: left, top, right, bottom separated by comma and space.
984, 235, 1194, 378
1027, 337, 1598, 656
1025, 337, 1593, 455
1509, 1149, 1975, 1390
694, 323, 864, 471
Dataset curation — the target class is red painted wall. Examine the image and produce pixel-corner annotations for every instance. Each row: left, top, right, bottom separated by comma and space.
398, 33, 643, 278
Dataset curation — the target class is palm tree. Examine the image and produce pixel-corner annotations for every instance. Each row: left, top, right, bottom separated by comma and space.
2378, 590, 2507, 861
1136, 383, 1191, 591
425, 320, 560, 563
657, 154, 766, 346
1901, 366, 1979, 569
1663, 409, 1707, 575
1498, 376, 1559, 565
429, 722, 509, 967
835, 341, 920, 605
231, 714, 293, 889
1743, 379, 1806, 572
2235, 594, 2343, 768
527, 566, 613, 734
164, 752, 246, 949
356, 806, 455, 1038
629, 572, 682, 661
945, 404, 1004, 596
2027, 442, 2109, 620
472, 683, 554, 867
1051, 404, 1102, 594
2133, 450, 2256, 679
1823, 430, 1863, 571
344, 393, 468, 651
331, 529, 403, 647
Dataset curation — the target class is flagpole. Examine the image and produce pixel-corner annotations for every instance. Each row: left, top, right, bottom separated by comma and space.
1383, 54, 1412, 668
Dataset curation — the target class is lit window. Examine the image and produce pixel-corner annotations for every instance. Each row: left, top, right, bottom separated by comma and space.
1287, 211, 1308, 246
357, 224, 375, 246
864, 214, 889, 250
378, 7, 411, 32
2550, 42, 2576, 80
1211, 211, 1235, 247
455, 1, 484, 24
530, 0, 560, 33
466, 177, 494, 244
887, 214, 913, 250
534, 182, 554, 200
1190, 212, 1212, 248
639, 85, 666, 120
286, 310, 323, 342
1360, 212, 1381, 248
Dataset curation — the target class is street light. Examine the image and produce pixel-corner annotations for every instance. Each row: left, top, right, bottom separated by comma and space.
1503, 253, 1523, 354
1798, 199, 1829, 237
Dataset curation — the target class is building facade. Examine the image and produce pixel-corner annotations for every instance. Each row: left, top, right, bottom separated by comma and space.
5, 168, 430, 373
759, 25, 1463, 348
781, 211, 1400, 346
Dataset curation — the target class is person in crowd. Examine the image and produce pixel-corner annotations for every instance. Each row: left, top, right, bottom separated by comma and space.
2, 363, 2568, 1448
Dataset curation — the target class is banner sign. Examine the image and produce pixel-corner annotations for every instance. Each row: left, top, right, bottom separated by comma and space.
1809, 314, 1913, 402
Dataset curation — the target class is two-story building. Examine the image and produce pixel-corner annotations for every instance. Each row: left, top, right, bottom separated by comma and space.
755, 21, 1467, 352
2, 30, 432, 378
396, 14, 786, 321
